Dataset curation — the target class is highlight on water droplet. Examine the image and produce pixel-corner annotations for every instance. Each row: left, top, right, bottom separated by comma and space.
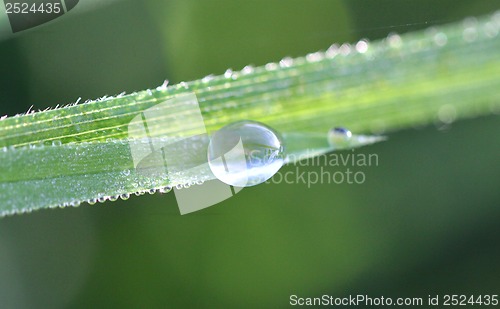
207, 120, 285, 187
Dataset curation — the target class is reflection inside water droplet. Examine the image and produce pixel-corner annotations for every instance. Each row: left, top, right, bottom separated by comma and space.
328, 127, 352, 147
207, 120, 285, 187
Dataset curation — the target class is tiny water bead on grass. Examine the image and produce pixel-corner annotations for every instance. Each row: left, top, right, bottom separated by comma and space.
207, 120, 285, 187
327, 127, 387, 151
328, 127, 352, 147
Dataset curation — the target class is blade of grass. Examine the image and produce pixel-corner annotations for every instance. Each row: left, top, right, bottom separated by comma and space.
0, 12, 499, 215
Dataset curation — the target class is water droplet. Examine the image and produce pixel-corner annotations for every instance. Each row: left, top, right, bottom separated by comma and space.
87, 198, 97, 205
279, 57, 293, 68
159, 186, 172, 193
119, 193, 130, 200
387, 33, 402, 48
433, 32, 447, 46
122, 169, 131, 176
264, 62, 278, 71
339, 43, 351, 56
438, 104, 457, 124
51, 140, 62, 146
108, 196, 119, 202
207, 120, 285, 187
148, 189, 156, 195
29, 142, 43, 149
98, 197, 107, 203
355, 39, 369, 53
224, 69, 233, 79
306, 52, 324, 62
242, 65, 255, 75
328, 127, 352, 147
202, 75, 214, 83
326, 44, 339, 58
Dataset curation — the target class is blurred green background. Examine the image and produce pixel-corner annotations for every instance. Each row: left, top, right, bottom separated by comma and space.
1, 0, 499, 308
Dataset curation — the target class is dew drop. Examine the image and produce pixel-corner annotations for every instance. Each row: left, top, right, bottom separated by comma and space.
355, 39, 369, 53
119, 193, 130, 200
159, 186, 172, 193
328, 127, 352, 147
242, 65, 255, 75
224, 69, 233, 79
87, 198, 97, 205
339, 43, 351, 56
122, 169, 131, 176
108, 196, 119, 202
148, 189, 156, 195
98, 197, 107, 203
207, 120, 285, 187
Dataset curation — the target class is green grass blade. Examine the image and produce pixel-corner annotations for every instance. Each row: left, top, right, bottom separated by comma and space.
0, 13, 499, 215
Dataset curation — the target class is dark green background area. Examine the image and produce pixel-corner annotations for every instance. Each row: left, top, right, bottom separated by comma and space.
0, 1, 499, 308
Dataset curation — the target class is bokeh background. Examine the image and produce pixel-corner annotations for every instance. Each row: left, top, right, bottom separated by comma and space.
1, 0, 499, 308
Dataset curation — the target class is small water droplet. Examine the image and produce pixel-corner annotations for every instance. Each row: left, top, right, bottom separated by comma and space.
207, 120, 285, 187
29, 142, 43, 149
122, 169, 131, 176
120, 193, 130, 200
387, 33, 402, 48
328, 127, 352, 147
433, 32, 448, 46
87, 198, 97, 205
108, 196, 119, 202
98, 197, 107, 203
51, 140, 62, 146
326, 44, 339, 58
355, 39, 369, 53
242, 65, 255, 75
306, 52, 324, 62
437, 104, 457, 124
264, 62, 278, 71
339, 43, 351, 56
279, 57, 293, 68
159, 186, 172, 193
202, 75, 214, 83
148, 189, 156, 195
224, 69, 233, 79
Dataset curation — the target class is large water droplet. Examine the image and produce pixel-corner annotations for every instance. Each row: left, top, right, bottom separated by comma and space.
207, 120, 285, 187
328, 127, 352, 147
